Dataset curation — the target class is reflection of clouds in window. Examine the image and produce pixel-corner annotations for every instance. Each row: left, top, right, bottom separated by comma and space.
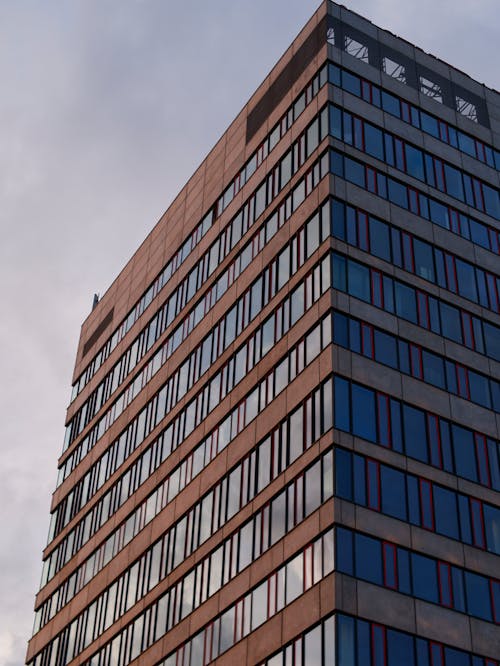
285, 552, 304, 603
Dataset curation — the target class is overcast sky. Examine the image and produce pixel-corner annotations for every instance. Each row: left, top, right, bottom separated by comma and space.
1, 2, 498, 664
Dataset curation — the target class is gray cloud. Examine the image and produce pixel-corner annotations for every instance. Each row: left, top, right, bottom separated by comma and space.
0, 2, 497, 664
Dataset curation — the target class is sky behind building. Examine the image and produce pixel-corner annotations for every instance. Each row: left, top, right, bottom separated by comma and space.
1, 2, 498, 664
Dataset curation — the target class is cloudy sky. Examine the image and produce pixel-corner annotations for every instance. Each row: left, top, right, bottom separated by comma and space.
0, 1, 498, 664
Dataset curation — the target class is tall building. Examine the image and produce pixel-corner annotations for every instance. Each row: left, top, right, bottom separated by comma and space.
26, 2, 500, 665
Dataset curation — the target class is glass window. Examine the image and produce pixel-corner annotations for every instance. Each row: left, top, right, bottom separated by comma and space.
365, 124, 384, 160
286, 553, 303, 603
381, 466, 406, 520
347, 260, 370, 302
455, 260, 478, 303
411, 554, 438, 603
304, 624, 322, 666
465, 571, 492, 620
374, 330, 398, 369
440, 301, 462, 343
381, 90, 400, 116
251, 581, 267, 630
433, 486, 459, 539
280, 150, 292, 188
451, 425, 477, 482
388, 178, 408, 208
395, 282, 417, 322
413, 238, 435, 281
403, 405, 427, 462
334, 376, 351, 433
337, 614, 355, 666
343, 71, 361, 96
351, 383, 376, 441
468, 371, 491, 409
277, 246, 290, 290
355, 533, 382, 584
484, 504, 500, 555
335, 448, 353, 500
422, 351, 445, 389
387, 629, 415, 666
406, 145, 425, 181
444, 164, 464, 201
330, 106, 343, 140
369, 216, 391, 261
421, 112, 439, 137
345, 158, 365, 187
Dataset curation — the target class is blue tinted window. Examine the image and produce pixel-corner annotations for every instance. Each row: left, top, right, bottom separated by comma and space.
451, 425, 477, 482
345, 158, 365, 187
369, 217, 391, 261
387, 629, 415, 666
394, 282, 417, 323
352, 384, 376, 441
348, 260, 370, 302
440, 302, 461, 343
356, 619, 371, 665
406, 145, 425, 181
444, 647, 470, 666
397, 549, 412, 594
422, 351, 445, 389
455, 260, 478, 302
382, 91, 400, 116
336, 527, 354, 575
337, 613, 355, 666
465, 571, 492, 620
429, 199, 449, 228
413, 239, 435, 282
388, 179, 408, 208
469, 219, 489, 249
433, 486, 459, 539
444, 164, 464, 201
468, 372, 490, 409
374, 330, 398, 369
330, 106, 343, 140
332, 199, 346, 240
365, 123, 384, 159
421, 112, 439, 138
458, 131, 475, 155
411, 554, 438, 603
483, 504, 500, 555
483, 184, 500, 219
381, 466, 406, 520
343, 71, 361, 96
334, 377, 351, 433
355, 533, 382, 584
336, 448, 353, 499
403, 405, 427, 462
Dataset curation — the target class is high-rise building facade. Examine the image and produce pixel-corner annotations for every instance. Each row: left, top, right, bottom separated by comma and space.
26, 2, 500, 665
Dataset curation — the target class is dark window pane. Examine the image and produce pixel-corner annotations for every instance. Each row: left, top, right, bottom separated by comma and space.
375, 330, 398, 368
348, 260, 371, 302
413, 238, 435, 281
433, 486, 459, 539
406, 144, 425, 181
403, 405, 427, 462
352, 383, 376, 441
465, 571, 492, 620
355, 533, 382, 584
395, 282, 417, 322
411, 554, 438, 603
381, 465, 406, 520
369, 217, 391, 261
387, 629, 415, 666
365, 123, 384, 159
